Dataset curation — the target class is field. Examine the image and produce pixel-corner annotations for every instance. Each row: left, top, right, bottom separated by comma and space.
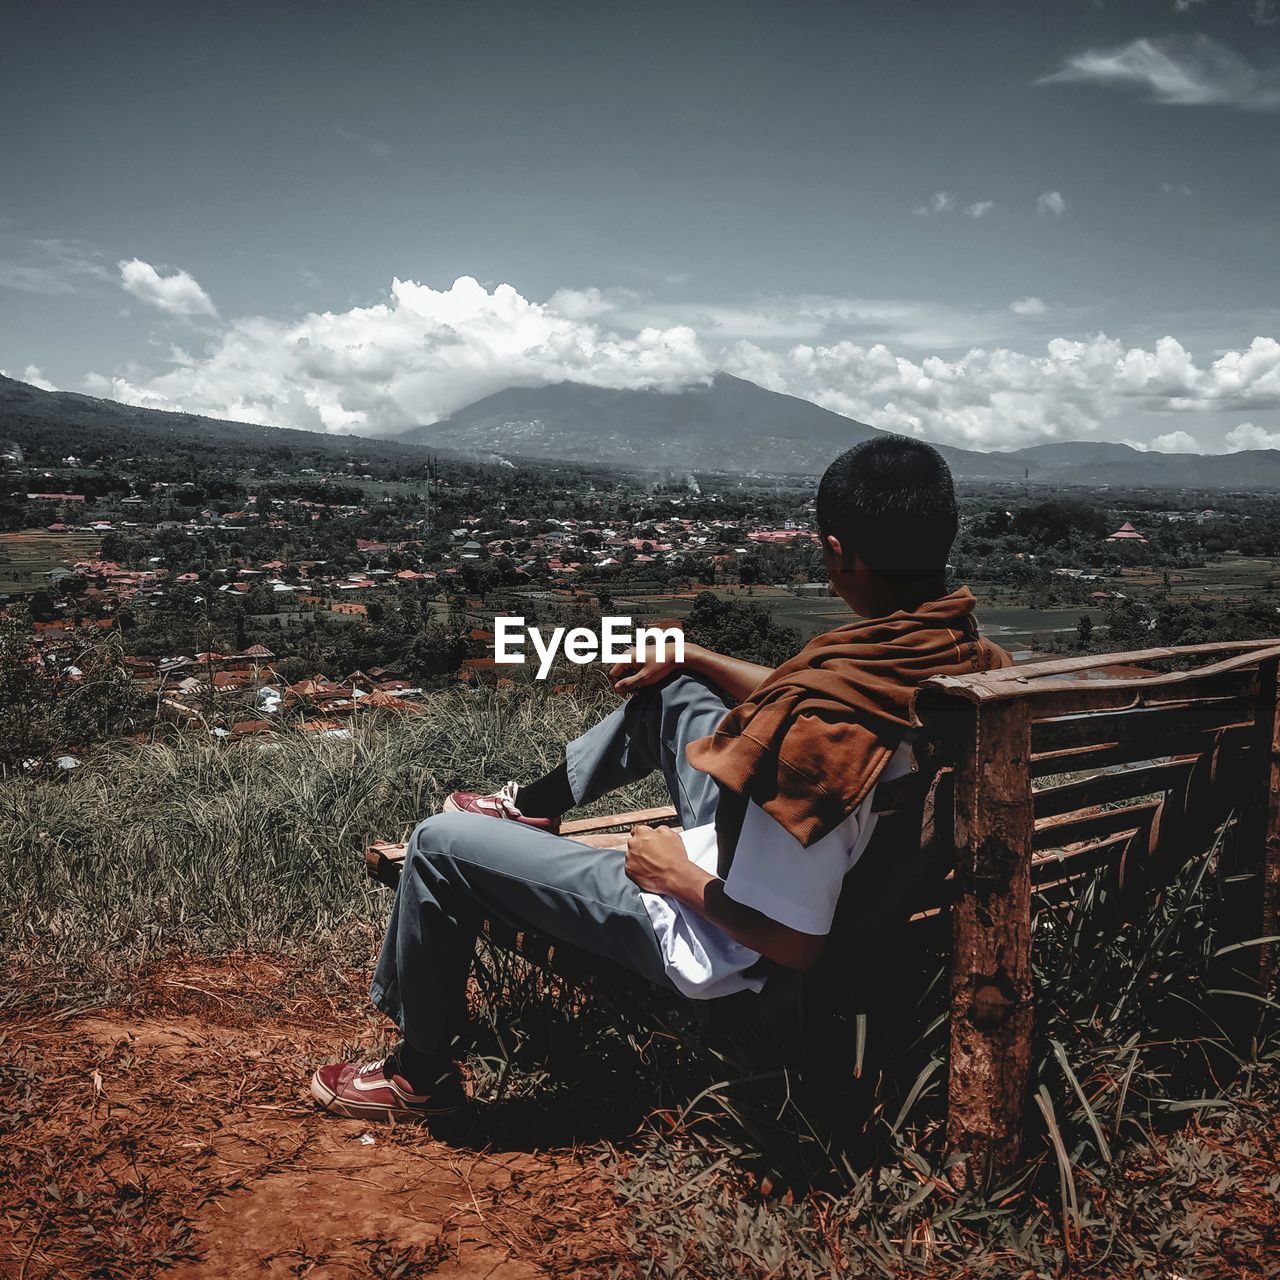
611, 553, 1280, 658
615, 584, 1103, 657
0, 529, 102, 595
3, 683, 1278, 1277
1117, 554, 1280, 602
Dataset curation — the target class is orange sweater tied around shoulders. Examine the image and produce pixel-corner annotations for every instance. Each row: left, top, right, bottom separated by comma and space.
686, 585, 1012, 850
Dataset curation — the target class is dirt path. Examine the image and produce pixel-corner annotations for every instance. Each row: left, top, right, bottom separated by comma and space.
0, 958, 630, 1278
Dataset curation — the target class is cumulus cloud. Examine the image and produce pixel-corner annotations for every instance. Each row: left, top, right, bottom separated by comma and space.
1037, 191, 1067, 217
724, 333, 1280, 450
0, 364, 58, 391
118, 258, 218, 317
1040, 35, 1280, 110
1161, 181, 1193, 195
913, 191, 955, 216
545, 286, 622, 320
1010, 296, 1048, 317
1225, 421, 1280, 450
1146, 430, 1202, 453
93, 275, 709, 434
964, 200, 996, 218
89, 275, 1280, 452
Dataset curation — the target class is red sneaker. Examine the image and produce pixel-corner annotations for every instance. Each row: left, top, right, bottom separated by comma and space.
442, 781, 560, 833
309, 1057, 467, 1123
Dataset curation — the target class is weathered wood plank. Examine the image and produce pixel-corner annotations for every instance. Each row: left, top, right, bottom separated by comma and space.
1032, 829, 1135, 886
1033, 759, 1195, 819
1031, 696, 1254, 754
365, 839, 407, 887
1258, 660, 1280, 987
1030, 724, 1253, 779
1023, 670, 1260, 721
560, 805, 679, 834
1032, 801, 1158, 853
927, 640, 1280, 702
945, 696, 1034, 1186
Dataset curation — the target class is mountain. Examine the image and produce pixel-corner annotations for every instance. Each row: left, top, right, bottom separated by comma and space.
1005, 441, 1146, 470
0, 373, 435, 471
8, 370, 1280, 488
1001, 438, 1280, 488
390, 374, 1035, 479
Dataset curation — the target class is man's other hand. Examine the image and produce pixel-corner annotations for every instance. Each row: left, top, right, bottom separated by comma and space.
608, 646, 684, 696
624, 824, 690, 895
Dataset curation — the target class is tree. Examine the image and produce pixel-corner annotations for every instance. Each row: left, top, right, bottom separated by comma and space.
685, 591, 801, 667
0, 608, 142, 771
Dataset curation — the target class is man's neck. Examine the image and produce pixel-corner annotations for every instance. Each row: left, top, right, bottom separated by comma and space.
854, 575, 948, 620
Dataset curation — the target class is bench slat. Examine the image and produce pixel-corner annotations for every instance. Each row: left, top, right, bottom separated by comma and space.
1033, 759, 1195, 819
1032, 800, 1158, 853
1030, 724, 1253, 778
560, 805, 679, 834
1031, 695, 1255, 754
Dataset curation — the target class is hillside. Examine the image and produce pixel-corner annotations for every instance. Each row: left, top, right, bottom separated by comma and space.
1005, 441, 1146, 469
9, 370, 1280, 488
389, 374, 1036, 480
1001, 438, 1280, 487
0, 373, 434, 474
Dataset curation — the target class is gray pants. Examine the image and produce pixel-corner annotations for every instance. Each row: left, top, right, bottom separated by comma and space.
370, 674, 731, 1056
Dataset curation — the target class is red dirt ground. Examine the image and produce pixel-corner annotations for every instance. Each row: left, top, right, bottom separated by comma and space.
0, 956, 630, 1279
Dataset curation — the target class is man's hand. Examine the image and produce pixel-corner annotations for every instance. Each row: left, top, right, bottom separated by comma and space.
624, 824, 692, 895
625, 823, 826, 971
608, 645, 687, 696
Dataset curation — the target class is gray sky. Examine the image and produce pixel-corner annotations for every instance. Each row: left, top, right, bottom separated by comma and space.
2, 0, 1279, 453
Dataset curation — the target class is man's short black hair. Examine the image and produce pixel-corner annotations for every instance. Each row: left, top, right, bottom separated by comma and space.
816, 436, 957, 583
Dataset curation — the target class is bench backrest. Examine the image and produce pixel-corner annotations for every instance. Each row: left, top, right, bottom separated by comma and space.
908, 637, 1280, 1183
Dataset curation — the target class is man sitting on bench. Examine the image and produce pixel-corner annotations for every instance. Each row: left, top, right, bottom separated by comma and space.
311, 438, 1010, 1123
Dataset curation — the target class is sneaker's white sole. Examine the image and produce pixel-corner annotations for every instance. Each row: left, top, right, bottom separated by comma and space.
441, 794, 463, 814
308, 1070, 464, 1123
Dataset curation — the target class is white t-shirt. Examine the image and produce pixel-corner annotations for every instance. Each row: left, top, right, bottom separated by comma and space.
639, 741, 915, 1000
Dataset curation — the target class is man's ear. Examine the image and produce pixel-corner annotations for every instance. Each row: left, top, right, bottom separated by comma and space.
823, 534, 846, 568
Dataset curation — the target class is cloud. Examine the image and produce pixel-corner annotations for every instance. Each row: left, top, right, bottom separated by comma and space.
1225, 421, 1280, 450
334, 126, 393, 160
93, 275, 710, 433
1040, 35, 1280, 110
93, 275, 1280, 453
0, 237, 111, 296
1147, 430, 1202, 452
0, 364, 58, 391
1036, 191, 1067, 217
616, 293, 1019, 349
964, 200, 996, 218
118, 258, 218, 318
545, 286, 623, 320
1160, 181, 1193, 196
1010, 296, 1048, 317
913, 191, 955, 216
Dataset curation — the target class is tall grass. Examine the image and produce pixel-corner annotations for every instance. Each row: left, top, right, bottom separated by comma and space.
616, 828, 1279, 1276
0, 682, 665, 988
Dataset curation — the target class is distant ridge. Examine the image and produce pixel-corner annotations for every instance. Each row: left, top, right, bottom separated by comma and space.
1000, 438, 1280, 487
5, 370, 1280, 488
0, 373, 435, 468
390, 373, 1034, 479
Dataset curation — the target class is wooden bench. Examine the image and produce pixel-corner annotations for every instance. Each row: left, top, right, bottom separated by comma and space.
364, 639, 1280, 1183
